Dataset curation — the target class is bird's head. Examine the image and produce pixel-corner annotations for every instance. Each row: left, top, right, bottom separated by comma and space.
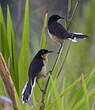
36, 49, 54, 60
48, 14, 64, 24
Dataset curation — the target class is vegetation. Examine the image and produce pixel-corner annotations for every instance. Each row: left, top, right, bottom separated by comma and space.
0, 0, 95, 110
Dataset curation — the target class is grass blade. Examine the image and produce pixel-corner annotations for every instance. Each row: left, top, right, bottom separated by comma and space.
18, 0, 30, 95
81, 74, 90, 110
49, 76, 61, 110
40, 12, 48, 49
73, 88, 95, 110
69, 68, 95, 109
7, 7, 19, 94
0, 7, 9, 62
60, 77, 81, 97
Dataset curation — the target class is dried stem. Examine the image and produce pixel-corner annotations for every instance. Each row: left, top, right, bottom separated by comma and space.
0, 53, 21, 110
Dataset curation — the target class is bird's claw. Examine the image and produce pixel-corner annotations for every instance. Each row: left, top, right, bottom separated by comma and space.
41, 89, 46, 94
57, 51, 60, 54
49, 70, 52, 74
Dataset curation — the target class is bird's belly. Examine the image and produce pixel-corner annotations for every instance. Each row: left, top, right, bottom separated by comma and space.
37, 65, 46, 79
48, 30, 64, 43
37, 60, 47, 79
40, 65, 46, 74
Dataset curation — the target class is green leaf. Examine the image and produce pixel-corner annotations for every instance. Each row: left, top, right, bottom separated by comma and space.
60, 76, 81, 97
50, 76, 61, 110
18, 0, 30, 95
73, 88, 95, 110
0, 6, 9, 62
7, 7, 19, 94
40, 12, 48, 49
69, 68, 95, 109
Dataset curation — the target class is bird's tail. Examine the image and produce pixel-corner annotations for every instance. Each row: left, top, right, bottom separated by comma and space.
68, 32, 88, 42
22, 77, 36, 103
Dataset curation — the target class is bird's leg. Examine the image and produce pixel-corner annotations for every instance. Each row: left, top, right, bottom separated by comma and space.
36, 80, 45, 93
36, 71, 52, 93
57, 42, 63, 54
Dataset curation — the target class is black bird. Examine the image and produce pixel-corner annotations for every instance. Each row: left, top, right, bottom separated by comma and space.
22, 49, 53, 103
47, 14, 88, 45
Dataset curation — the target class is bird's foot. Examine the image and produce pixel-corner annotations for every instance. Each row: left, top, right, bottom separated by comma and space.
49, 70, 52, 75
57, 51, 60, 54
40, 89, 46, 94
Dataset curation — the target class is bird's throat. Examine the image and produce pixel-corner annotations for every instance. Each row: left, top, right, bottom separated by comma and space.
41, 54, 48, 60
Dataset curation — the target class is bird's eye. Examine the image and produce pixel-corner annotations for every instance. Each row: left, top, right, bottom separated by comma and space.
42, 50, 45, 53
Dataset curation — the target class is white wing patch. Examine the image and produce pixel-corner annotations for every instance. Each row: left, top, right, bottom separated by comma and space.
73, 32, 84, 35
68, 37, 77, 42
22, 77, 37, 104
31, 77, 36, 94
22, 82, 28, 95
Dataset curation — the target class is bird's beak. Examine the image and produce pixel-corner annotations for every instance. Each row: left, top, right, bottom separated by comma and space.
61, 17, 64, 19
58, 17, 64, 22
47, 51, 54, 53
47, 51, 58, 54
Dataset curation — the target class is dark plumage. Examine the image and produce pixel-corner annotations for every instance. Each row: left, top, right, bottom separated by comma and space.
48, 15, 88, 43
22, 49, 53, 103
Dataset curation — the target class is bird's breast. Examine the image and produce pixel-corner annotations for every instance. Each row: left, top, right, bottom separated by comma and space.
41, 57, 48, 73
41, 64, 46, 74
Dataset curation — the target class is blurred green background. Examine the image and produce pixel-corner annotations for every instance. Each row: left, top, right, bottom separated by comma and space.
0, 0, 95, 110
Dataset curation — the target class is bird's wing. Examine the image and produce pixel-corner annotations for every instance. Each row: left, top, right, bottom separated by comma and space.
28, 58, 44, 80
48, 22, 70, 39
